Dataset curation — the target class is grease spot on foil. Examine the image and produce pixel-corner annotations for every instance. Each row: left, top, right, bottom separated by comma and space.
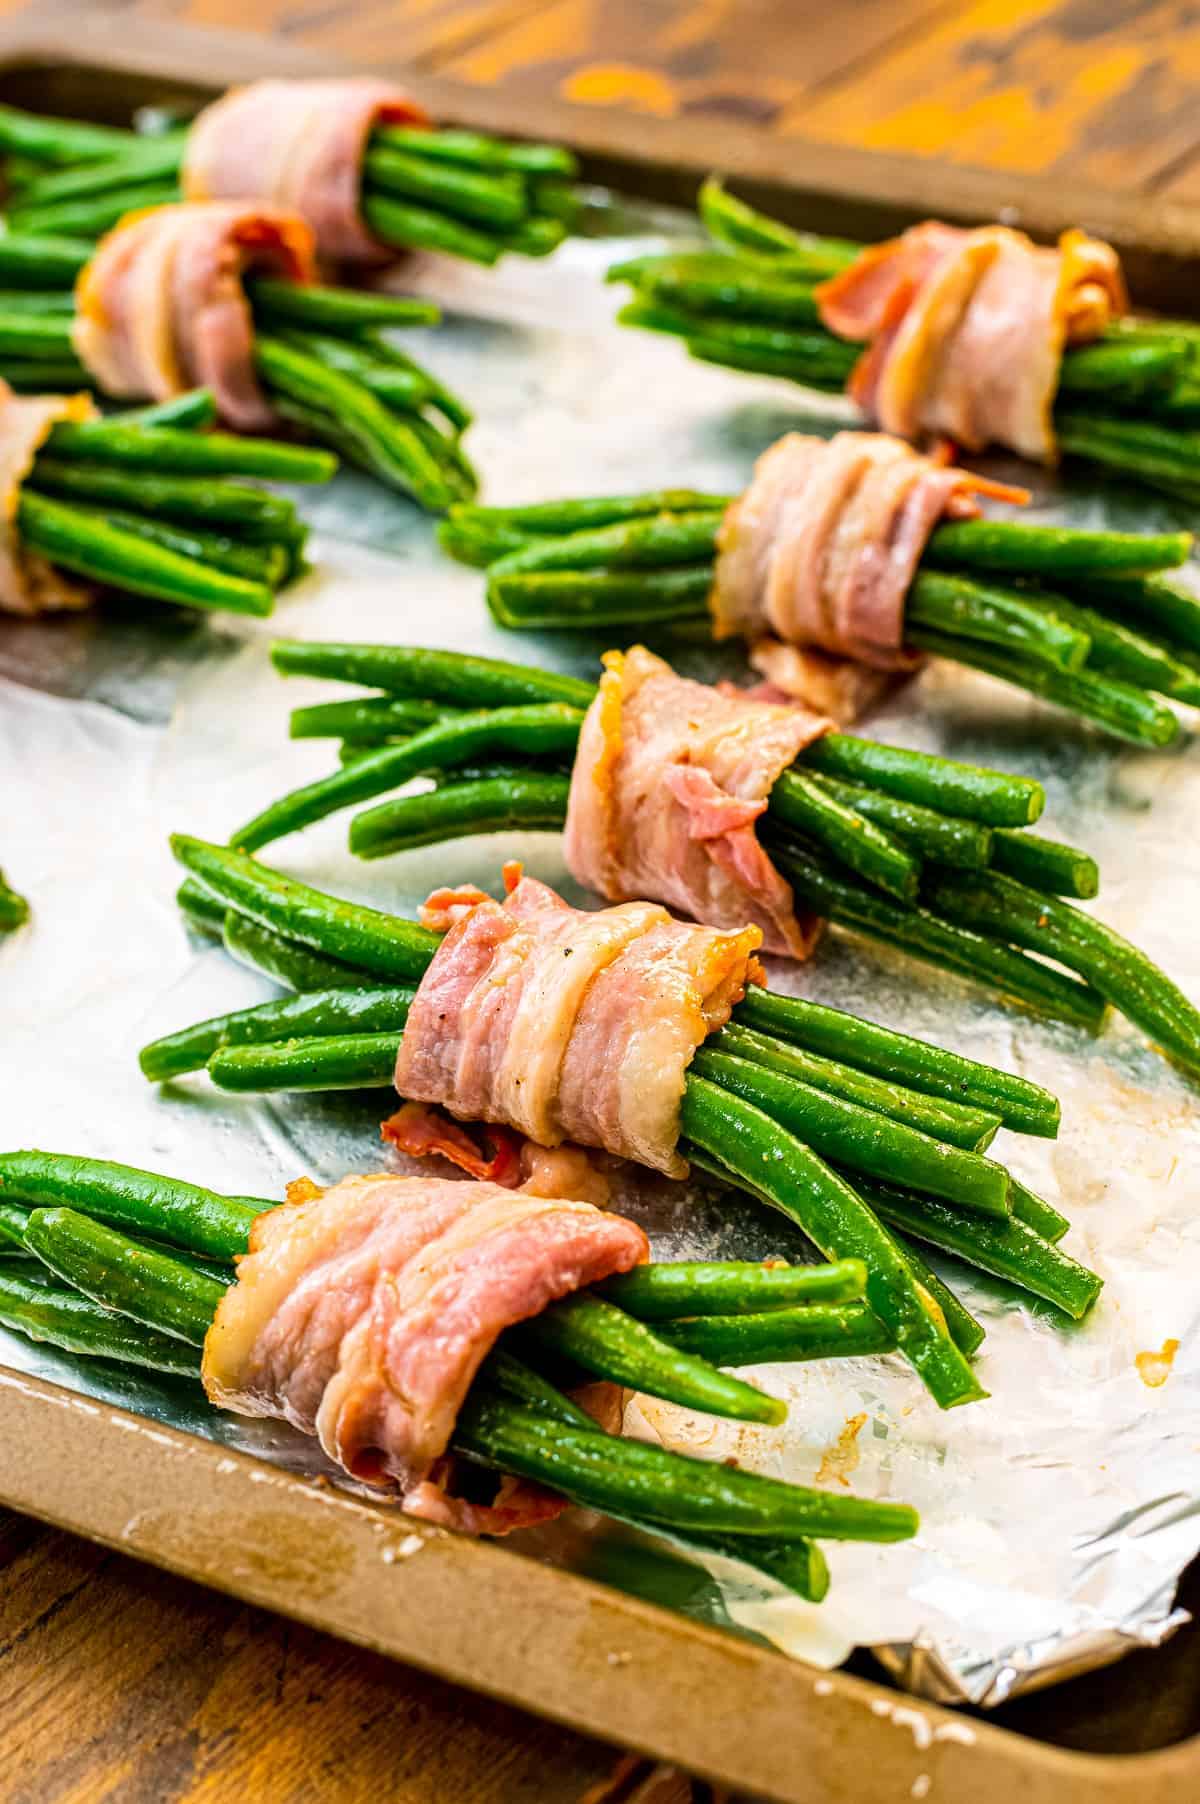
1136, 1339, 1181, 1388
815, 1412, 868, 1486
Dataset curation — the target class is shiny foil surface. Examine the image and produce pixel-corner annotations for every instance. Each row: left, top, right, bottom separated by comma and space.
1, 208, 1198, 1708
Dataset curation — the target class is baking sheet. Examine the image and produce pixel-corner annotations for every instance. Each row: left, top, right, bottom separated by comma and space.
2, 210, 1199, 1711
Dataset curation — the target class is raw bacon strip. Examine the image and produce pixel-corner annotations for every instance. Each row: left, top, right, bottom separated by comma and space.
564, 645, 828, 958
203, 1170, 647, 1532
394, 871, 761, 1177
183, 78, 430, 265
0, 382, 97, 616
817, 222, 1126, 463
72, 203, 316, 431
711, 431, 981, 665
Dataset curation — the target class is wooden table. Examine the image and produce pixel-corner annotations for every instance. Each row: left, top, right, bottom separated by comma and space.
4, 2, 1200, 1797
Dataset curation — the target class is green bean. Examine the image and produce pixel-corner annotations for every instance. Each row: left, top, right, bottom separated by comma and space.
350, 773, 572, 859
274, 330, 437, 416
247, 277, 439, 331
289, 695, 454, 742
0, 1265, 203, 1377
140, 986, 414, 1083
360, 189, 504, 265
926, 521, 1191, 578
9, 133, 186, 206
454, 1394, 917, 1541
4, 358, 92, 391
360, 338, 473, 431
921, 866, 1200, 1076
713, 1023, 1000, 1151
990, 830, 1099, 900
0, 868, 29, 931
733, 987, 1060, 1137
0, 287, 76, 313
270, 639, 595, 709
9, 182, 181, 240
374, 126, 577, 178
209, 1034, 401, 1092
767, 769, 919, 900
16, 492, 276, 617
694, 1050, 1011, 1218
1057, 338, 1191, 397
799, 735, 1044, 826
0, 231, 91, 286
910, 627, 1182, 748
479, 1346, 594, 1429
176, 878, 226, 937
120, 391, 218, 431
437, 512, 534, 567
889, 1232, 985, 1356
403, 411, 479, 501
0, 1151, 266, 1262
685, 332, 858, 387
1029, 591, 1200, 706
853, 1178, 1102, 1320
766, 832, 1107, 1031
28, 457, 301, 538
24, 1208, 226, 1344
0, 309, 76, 358
364, 147, 527, 228
1054, 413, 1200, 494
0, 1201, 31, 1252
697, 177, 858, 274
255, 335, 453, 512
489, 512, 723, 575
222, 912, 371, 992
447, 492, 732, 537
678, 1079, 983, 1409
0, 103, 136, 164
45, 419, 336, 484
808, 774, 993, 869
488, 565, 713, 629
659, 1303, 895, 1366
608, 252, 823, 322
1074, 571, 1200, 657
171, 836, 440, 984
908, 571, 1090, 672
599, 1258, 866, 1319
97, 510, 289, 588
1010, 1181, 1070, 1244
522, 1294, 787, 1424
232, 704, 583, 851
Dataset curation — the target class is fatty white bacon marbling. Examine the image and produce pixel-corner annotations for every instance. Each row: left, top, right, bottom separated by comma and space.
183, 78, 429, 265
72, 203, 316, 430
0, 383, 97, 616
393, 869, 762, 1178
564, 645, 828, 958
711, 431, 982, 664
816, 223, 1126, 463
203, 1171, 647, 1532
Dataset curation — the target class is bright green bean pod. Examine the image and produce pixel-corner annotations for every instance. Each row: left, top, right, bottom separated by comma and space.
659, 1303, 894, 1366
45, 419, 336, 484
24, 1207, 225, 1342
27, 457, 301, 538
247, 277, 440, 331
798, 735, 1044, 826
926, 521, 1191, 578
598, 1258, 867, 1319
289, 695, 454, 742
0, 1201, 31, 1252
806, 774, 993, 870
767, 770, 919, 900
908, 571, 1091, 672
140, 986, 414, 1083
0, 1264, 203, 1377
222, 913, 372, 992
270, 639, 594, 709
209, 1033, 400, 1092
489, 512, 723, 575
0, 1150, 267, 1261
350, 773, 572, 859
990, 830, 1100, 900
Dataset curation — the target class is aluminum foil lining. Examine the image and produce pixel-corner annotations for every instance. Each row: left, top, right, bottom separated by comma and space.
1, 207, 1198, 1711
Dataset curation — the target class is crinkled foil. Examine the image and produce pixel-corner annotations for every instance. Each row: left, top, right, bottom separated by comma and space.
2, 207, 1199, 1710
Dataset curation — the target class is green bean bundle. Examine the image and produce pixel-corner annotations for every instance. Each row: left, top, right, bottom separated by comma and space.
610, 177, 1200, 509
229, 639, 1200, 1068
437, 487, 1197, 749
0, 1149, 920, 1596
2, 393, 330, 617
135, 836, 1100, 1407
0, 99, 579, 269
0, 220, 478, 513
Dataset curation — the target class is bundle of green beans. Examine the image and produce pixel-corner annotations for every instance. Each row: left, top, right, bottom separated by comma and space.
610, 176, 1200, 507
0, 103, 579, 268
0, 1149, 919, 1596
0, 234, 477, 512
6, 391, 332, 616
232, 640, 1200, 1078
437, 488, 1200, 749
135, 833, 1106, 1414
0, 868, 28, 931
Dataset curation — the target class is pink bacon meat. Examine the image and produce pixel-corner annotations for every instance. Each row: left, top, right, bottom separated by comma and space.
394, 869, 762, 1178
72, 202, 316, 431
816, 223, 1126, 463
183, 78, 429, 265
564, 645, 829, 959
203, 1171, 647, 1533
0, 382, 97, 616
